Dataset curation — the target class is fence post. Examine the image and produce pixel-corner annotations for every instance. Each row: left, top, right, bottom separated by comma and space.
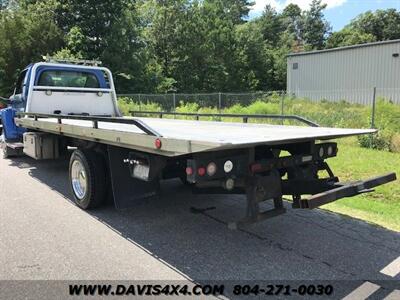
218, 92, 222, 113
138, 93, 141, 111
280, 91, 285, 125
173, 93, 176, 117
371, 87, 376, 129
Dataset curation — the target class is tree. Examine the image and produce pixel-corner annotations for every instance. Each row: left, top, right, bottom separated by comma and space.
302, 0, 331, 50
281, 3, 303, 43
0, 0, 9, 9
140, 0, 187, 79
0, 0, 64, 96
326, 28, 376, 49
55, 0, 132, 58
345, 9, 400, 41
258, 5, 283, 46
139, 0, 189, 92
219, 0, 254, 24
326, 9, 400, 49
233, 21, 273, 90
140, 0, 256, 92
54, 0, 147, 92
271, 32, 296, 90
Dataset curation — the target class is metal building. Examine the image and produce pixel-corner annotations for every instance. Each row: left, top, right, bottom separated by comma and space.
287, 39, 400, 104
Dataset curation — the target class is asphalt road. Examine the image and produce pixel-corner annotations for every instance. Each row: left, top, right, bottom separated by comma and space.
0, 155, 399, 299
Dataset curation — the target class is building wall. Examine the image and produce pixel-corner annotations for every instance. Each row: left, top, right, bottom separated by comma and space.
287, 41, 400, 104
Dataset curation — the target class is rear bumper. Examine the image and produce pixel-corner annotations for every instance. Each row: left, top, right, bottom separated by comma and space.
299, 172, 397, 209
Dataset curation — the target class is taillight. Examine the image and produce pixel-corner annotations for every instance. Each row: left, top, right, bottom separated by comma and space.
197, 167, 206, 176
224, 160, 233, 173
327, 145, 334, 156
185, 167, 193, 176
206, 162, 217, 176
319, 147, 324, 158
154, 138, 162, 149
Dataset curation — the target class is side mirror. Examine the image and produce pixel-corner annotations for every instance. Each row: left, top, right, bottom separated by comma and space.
9, 94, 23, 103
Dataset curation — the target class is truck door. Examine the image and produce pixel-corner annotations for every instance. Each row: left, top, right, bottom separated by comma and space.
10, 69, 28, 112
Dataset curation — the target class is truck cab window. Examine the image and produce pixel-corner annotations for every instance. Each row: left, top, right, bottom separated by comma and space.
38, 70, 100, 88
103, 71, 111, 88
14, 70, 27, 95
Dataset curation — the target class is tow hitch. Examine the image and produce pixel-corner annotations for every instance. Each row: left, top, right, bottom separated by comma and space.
227, 172, 396, 229
296, 172, 397, 209
186, 142, 396, 229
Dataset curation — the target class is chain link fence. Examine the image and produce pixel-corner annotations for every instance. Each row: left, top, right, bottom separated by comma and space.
118, 89, 400, 152
117, 88, 400, 131
117, 91, 285, 111
118, 88, 400, 110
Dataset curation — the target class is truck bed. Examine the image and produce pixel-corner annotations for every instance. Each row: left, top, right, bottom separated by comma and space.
16, 116, 375, 156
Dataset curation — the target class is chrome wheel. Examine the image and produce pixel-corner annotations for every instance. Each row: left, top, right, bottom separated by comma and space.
71, 160, 88, 200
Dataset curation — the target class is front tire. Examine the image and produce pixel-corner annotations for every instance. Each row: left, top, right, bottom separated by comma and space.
2, 146, 9, 159
69, 149, 107, 209
1, 143, 11, 159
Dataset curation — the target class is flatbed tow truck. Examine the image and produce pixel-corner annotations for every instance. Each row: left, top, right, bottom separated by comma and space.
0, 59, 396, 228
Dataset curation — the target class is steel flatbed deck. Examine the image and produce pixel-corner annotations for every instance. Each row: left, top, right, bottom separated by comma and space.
15, 113, 375, 157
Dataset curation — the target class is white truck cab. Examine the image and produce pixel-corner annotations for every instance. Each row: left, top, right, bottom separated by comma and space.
11, 60, 120, 117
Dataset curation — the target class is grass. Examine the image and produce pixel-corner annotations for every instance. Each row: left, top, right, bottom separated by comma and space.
323, 141, 400, 232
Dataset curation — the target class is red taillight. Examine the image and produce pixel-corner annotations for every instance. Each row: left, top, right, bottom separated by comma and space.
185, 167, 193, 176
197, 167, 206, 176
155, 138, 162, 149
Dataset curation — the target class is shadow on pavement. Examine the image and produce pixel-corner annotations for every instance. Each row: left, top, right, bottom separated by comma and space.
6, 156, 400, 289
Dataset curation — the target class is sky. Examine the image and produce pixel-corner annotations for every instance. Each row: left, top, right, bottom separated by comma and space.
250, 0, 400, 31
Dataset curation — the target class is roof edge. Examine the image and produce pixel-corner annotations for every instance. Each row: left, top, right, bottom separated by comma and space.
288, 39, 400, 57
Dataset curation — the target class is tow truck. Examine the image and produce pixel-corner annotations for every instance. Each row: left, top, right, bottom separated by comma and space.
0, 59, 396, 228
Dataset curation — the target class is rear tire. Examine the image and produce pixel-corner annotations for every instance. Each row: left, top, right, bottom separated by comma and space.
69, 149, 107, 209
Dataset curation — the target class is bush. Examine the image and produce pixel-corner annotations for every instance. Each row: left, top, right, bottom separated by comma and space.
118, 97, 161, 116
358, 132, 392, 151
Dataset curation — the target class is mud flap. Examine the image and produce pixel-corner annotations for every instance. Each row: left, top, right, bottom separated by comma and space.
107, 145, 159, 209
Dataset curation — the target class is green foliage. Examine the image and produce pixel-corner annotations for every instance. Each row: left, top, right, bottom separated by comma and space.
1, 1, 400, 96
326, 28, 376, 49
51, 48, 83, 60
54, 0, 147, 93
117, 97, 161, 116
358, 133, 391, 152
0, 0, 9, 10
258, 5, 283, 46
0, 0, 64, 96
233, 22, 273, 90
329, 9, 400, 48
282, 4, 303, 42
348, 9, 400, 41
55, 0, 132, 58
176, 101, 200, 114
302, 0, 331, 50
